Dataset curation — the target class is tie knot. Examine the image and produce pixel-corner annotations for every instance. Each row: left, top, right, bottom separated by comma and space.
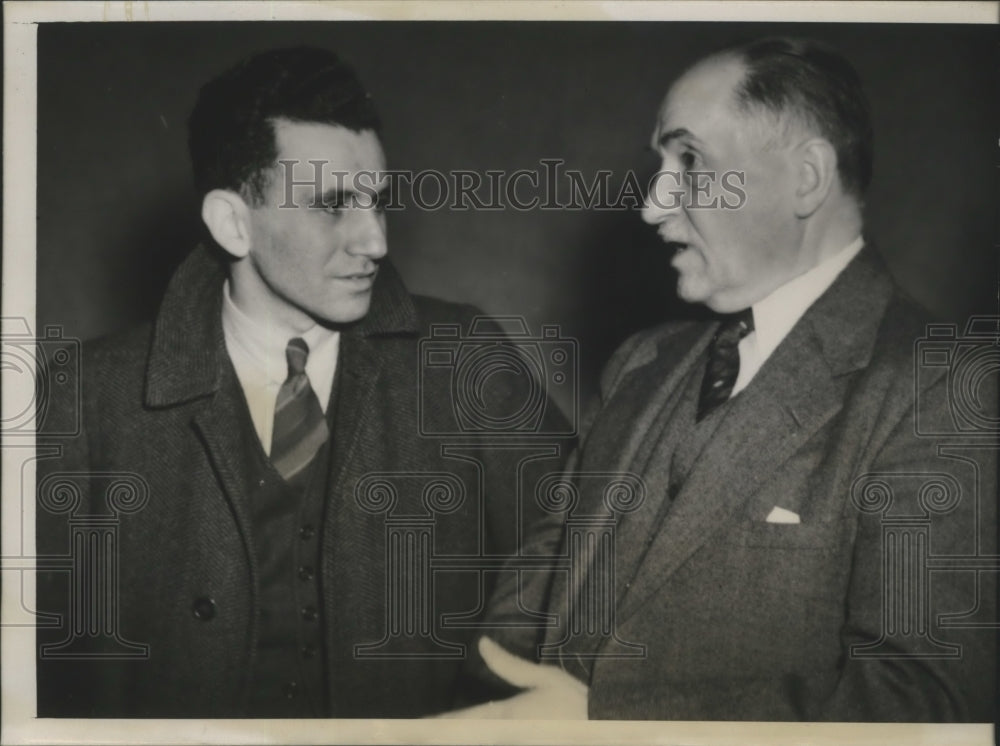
734, 308, 754, 338
285, 337, 310, 376
716, 308, 754, 344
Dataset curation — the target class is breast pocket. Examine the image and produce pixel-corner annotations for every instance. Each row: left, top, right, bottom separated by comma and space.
721, 517, 853, 610
734, 519, 843, 550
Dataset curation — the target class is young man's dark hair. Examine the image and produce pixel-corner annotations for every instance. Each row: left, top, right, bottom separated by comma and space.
187, 46, 382, 204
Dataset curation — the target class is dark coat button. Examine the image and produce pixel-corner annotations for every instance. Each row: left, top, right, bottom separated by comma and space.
283, 682, 298, 699
301, 605, 318, 622
192, 596, 216, 621
299, 524, 316, 540
298, 565, 315, 581
301, 644, 317, 659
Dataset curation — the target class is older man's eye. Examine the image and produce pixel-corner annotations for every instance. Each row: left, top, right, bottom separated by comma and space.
316, 191, 348, 213
320, 205, 346, 222
680, 151, 697, 170
369, 190, 389, 213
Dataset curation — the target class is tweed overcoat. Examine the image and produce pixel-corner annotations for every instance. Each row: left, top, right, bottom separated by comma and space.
36, 246, 569, 717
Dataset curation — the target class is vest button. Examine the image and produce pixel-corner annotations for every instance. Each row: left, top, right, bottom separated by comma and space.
283, 682, 298, 699
301, 605, 318, 622
298, 565, 315, 581
301, 644, 317, 659
299, 524, 316, 540
192, 596, 216, 621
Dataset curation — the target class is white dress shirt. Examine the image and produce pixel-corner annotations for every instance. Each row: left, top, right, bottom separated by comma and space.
221, 281, 340, 454
732, 236, 865, 396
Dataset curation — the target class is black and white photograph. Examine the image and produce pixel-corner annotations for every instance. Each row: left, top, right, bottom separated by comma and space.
2, 2, 998, 744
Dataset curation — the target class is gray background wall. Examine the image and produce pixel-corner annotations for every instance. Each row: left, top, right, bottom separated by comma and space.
36, 21, 998, 403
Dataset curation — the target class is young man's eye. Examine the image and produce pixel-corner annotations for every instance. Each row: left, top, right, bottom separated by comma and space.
318, 190, 389, 215
680, 151, 697, 170
352, 189, 389, 213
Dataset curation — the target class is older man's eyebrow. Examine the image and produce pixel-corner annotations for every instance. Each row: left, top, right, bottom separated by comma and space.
657, 127, 702, 149
316, 187, 347, 207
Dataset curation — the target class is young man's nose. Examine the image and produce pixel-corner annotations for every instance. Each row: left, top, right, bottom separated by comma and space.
346, 209, 388, 258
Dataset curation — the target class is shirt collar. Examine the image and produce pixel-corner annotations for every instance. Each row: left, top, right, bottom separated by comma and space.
221, 279, 338, 385
750, 236, 865, 363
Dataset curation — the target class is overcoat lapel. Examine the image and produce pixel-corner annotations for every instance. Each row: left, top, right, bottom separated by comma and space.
144, 247, 260, 559
324, 260, 418, 500
326, 333, 383, 497
317, 262, 420, 616
614, 247, 894, 626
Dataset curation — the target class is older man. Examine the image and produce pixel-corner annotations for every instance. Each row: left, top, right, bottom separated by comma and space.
36, 46, 567, 718
460, 37, 996, 721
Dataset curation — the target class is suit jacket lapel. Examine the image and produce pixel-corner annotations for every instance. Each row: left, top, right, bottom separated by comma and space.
541, 324, 709, 632
615, 247, 895, 625
598, 325, 715, 590
577, 324, 713, 478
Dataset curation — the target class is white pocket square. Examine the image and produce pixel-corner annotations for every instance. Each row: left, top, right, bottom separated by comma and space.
765, 506, 800, 524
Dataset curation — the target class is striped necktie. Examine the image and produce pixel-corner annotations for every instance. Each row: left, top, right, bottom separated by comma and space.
270, 338, 329, 482
696, 309, 754, 422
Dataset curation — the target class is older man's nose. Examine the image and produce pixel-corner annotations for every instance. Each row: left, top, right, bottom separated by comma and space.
642, 170, 684, 224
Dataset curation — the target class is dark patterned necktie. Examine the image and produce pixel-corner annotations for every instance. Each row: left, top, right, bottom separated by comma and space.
696, 309, 754, 422
270, 338, 329, 481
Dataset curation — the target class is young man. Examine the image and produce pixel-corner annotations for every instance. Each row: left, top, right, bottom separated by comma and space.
36, 46, 567, 718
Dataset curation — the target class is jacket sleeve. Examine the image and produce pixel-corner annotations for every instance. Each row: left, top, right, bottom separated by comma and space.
801, 367, 997, 721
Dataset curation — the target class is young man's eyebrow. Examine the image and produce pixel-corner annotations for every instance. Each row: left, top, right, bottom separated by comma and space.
318, 182, 389, 206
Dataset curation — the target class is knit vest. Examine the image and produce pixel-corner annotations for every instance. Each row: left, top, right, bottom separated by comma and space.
241, 373, 340, 717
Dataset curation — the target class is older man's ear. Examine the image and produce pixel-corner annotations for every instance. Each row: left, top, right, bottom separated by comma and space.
201, 189, 253, 259
793, 137, 839, 218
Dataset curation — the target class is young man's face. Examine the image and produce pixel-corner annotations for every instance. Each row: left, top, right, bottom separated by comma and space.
641, 55, 806, 313
236, 118, 388, 330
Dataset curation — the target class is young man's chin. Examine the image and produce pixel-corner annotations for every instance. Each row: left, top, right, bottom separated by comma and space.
319, 298, 373, 326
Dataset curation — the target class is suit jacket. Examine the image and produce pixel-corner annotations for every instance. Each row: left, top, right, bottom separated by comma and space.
481, 247, 996, 721
36, 245, 569, 718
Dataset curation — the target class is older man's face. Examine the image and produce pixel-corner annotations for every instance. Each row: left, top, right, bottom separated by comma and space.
641, 55, 805, 313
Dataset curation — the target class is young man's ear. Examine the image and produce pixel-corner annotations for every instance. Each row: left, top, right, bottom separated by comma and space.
201, 189, 253, 258
793, 137, 838, 218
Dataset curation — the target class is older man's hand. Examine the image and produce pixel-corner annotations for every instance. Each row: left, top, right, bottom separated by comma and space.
437, 637, 588, 719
